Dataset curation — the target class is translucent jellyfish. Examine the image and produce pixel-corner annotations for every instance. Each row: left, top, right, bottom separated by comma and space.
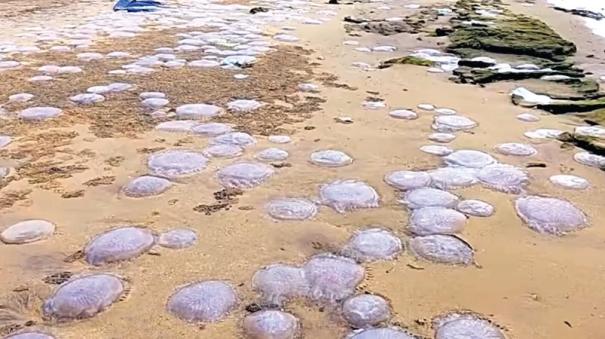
347, 327, 417, 339
148, 150, 208, 178
203, 144, 244, 158
176, 104, 223, 119
549, 174, 589, 190
107, 83, 133, 92
59, 66, 82, 74
274, 34, 299, 42
42, 274, 124, 321
362, 100, 386, 110
155, 120, 198, 133
77, 52, 103, 61
443, 150, 496, 168
243, 310, 299, 339
433, 115, 477, 132
140, 92, 166, 99
70, 93, 105, 105
189, 59, 220, 67
84, 226, 155, 265
389, 109, 418, 120
212, 132, 257, 147
515, 196, 588, 235
477, 164, 528, 194
142, 98, 169, 109
384, 170, 431, 190
298, 83, 320, 93
192, 122, 233, 136
574, 152, 605, 168
158, 229, 197, 249
523, 128, 563, 140
342, 294, 391, 328
255, 148, 289, 162
227, 100, 263, 113
434, 312, 505, 339
266, 198, 318, 220
409, 235, 473, 265
9, 93, 34, 103
408, 207, 466, 235
0, 166, 9, 178
122, 175, 172, 198
167, 280, 238, 323
517, 113, 540, 122
402, 187, 459, 209
457, 200, 494, 217
0, 135, 11, 148
19, 107, 62, 121
29, 75, 53, 82
417, 103, 434, 111
319, 180, 380, 213
429, 167, 478, 189
420, 145, 453, 156
435, 108, 457, 115
310, 150, 353, 167
0, 60, 21, 69
341, 228, 402, 262
303, 254, 365, 303
495, 143, 536, 156
429, 133, 456, 143
87, 85, 110, 94
217, 162, 274, 189
4, 331, 55, 339
268, 135, 292, 144
252, 264, 309, 305
1, 220, 55, 244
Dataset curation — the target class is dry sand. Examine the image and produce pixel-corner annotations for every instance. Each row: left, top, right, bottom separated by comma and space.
1, 0, 605, 338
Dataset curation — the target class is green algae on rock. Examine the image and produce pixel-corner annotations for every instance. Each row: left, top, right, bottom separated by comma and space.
379, 56, 436, 69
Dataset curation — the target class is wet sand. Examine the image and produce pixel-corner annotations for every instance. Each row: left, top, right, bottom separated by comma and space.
1, 0, 605, 338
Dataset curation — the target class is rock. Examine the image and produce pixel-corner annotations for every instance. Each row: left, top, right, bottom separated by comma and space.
1, 220, 55, 244
243, 310, 299, 339
409, 234, 474, 265
167, 280, 238, 323
515, 196, 587, 235
42, 274, 124, 321
379, 56, 435, 69
342, 294, 391, 328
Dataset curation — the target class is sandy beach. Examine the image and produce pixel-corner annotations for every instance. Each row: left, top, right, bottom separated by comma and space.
1, 0, 605, 338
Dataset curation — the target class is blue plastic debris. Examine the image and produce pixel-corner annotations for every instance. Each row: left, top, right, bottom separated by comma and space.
113, 0, 163, 12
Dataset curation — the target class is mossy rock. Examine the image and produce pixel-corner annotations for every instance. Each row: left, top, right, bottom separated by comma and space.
558, 132, 605, 155
576, 109, 605, 125
448, 1, 576, 61
453, 67, 583, 84
537, 98, 605, 114
379, 56, 436, 69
